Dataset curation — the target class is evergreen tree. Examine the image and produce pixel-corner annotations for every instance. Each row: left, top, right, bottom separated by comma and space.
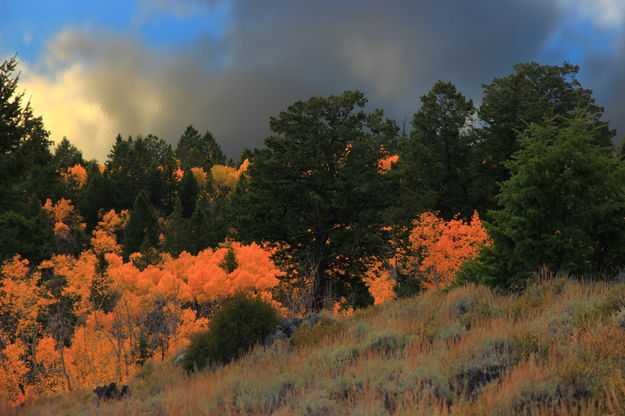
188, 201, 216, 255
473, 62, 614, 214
234, 90, 399, 311
238, 147, 254, 165
105, 134, 177, 214
0, 202, 55, 263
78, 162, 110, 229
615, 137, 625, 161
123, 191, 160, 259
399, 81, 476, 220
458, 114, 625, 288
175, 125, 226, 171
0, 56, 61, 208
220, 246, 238, 274
53, 137, 85, 169
163, 198, 189, 257
179, 169, 199, 218
0, 56, 59, 262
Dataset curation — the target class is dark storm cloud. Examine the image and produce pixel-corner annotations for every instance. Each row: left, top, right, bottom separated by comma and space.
587, 34, 625, 142
45, 0, 624, 160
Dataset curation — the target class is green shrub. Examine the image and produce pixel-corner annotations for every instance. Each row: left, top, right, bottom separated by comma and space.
514, 330, 540, 360
412, 363, 453, 404
360, 331, 409, 355
231, 374, 296, 413
451, 336, 520, 398
327, 375, 365, 399
296, 390, 332, 415
597, 290, 625, 316
450, 294, 478, 318
352, 321, 370, 340
489, 360, 598, 415
183, 330, 216, 373
319, 345, 361, 368
291, 314, 345, 348
436, 321, 468, 343
183, 293, 280, 372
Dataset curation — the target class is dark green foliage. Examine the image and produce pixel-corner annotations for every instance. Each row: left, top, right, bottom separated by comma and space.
53, 218, 89, 257
238, 146, 254, 165
615, 137, 625, 161
53, 137, 85, 169
134, 334, 153, 366
394, 271, 422, 298
179, 170, 199, 218
472, 62, 614, 215
0, 56, 62, 213
183, 294, 280, 372
164, 197, 219, 256
163, 198, 188, 257
211, 192, 232, 244
399, 81, 476, 220
234, 90, 399, 311
132, 240, 162, 271
104, 134, 177, 213
78, 162, 110, 229
0, 57, 62, 262
188, 201, 217, 254
123, 191, 160, 259
175, 125, 226, 171
0, 204, 55, 263
458, 115, 625, 288
89, 271, 119, 313
183, 331, 215, 373
0, 57, 52, 202
220, 246, 238, 273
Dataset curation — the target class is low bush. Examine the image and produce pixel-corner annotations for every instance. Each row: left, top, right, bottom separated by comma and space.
183, 293, 280, 372
475, 358, 600, 416
360, 331, 409, 355
291, 313, 345, 347
436, 321, 468, 343
450, 335, 520, 398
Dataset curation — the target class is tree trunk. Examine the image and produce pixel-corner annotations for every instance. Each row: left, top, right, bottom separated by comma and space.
312, 264, 332, 312
58, 344, 73, 392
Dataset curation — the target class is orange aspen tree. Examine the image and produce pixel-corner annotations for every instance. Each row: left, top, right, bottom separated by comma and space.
60, 164, 87, 188
210, 159, 249, 195
409, 211, 490, 290
0, 257, 53, 404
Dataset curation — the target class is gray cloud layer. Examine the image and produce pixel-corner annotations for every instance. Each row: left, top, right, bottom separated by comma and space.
40, 0, 625, 160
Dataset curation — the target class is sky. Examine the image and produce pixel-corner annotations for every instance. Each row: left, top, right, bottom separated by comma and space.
1, 0, 624, 161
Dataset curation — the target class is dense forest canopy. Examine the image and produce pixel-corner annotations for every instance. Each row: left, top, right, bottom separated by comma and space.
1, 55, 625, 405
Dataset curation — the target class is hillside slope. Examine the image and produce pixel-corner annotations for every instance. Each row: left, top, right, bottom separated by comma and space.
15, 276, 625, 416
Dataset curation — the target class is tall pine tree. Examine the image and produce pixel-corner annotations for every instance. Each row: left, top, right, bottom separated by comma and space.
123, 190, 160, 259
472, 62, 614, 214
459, 114, 625, 288
0, 56, 58, 262
175, 125, 226, 171
399, 81, 476, 220
188, 201, 216, 255
179, 169, 199, 218
234, 90, 399, 311
163, 197, 189, 257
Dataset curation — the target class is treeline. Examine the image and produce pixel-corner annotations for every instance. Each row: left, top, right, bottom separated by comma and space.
2, 57, 625, 302
2, 55, 625, 402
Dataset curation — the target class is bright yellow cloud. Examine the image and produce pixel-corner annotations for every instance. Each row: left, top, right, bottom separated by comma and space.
18, 60, 118, 162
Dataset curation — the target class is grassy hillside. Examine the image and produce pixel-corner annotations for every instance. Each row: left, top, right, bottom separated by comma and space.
14, 275, 625, 415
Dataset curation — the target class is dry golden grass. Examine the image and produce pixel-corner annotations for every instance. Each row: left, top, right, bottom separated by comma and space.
14, 276, 625, 415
